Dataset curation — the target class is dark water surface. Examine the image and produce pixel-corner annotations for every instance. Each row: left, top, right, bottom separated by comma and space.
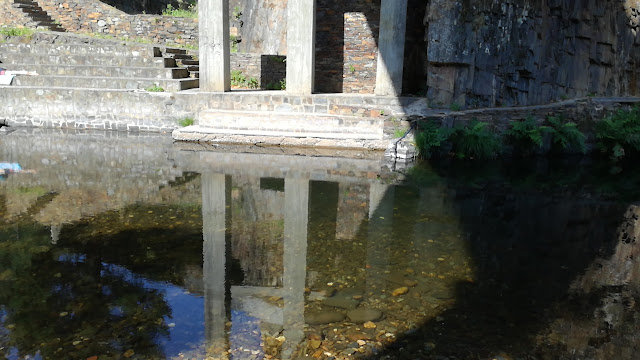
0, 129, 639, 360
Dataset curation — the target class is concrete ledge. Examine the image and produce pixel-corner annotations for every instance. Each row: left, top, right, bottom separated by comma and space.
173, 125, 389, 150
12, 75, 198, 91
199, 109, 384, 140
2, 64, 189, 79
0, 53, 176, 67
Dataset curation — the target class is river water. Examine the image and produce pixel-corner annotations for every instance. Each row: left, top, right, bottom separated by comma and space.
0, 129, 639, 360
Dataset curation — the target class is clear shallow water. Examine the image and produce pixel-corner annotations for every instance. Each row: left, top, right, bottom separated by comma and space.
0, 130, 640, 360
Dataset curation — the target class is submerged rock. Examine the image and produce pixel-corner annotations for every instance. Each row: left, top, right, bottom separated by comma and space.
323, 297, 360, 310
347, 308, 383, 323
305, 311, 346, 325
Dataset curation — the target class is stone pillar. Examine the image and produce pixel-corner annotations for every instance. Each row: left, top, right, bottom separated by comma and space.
202, 173, 228, 354
374, 0, 408, 96
199, 0, 230, 92
282, 177, 309, 358
286, 0, 316, 95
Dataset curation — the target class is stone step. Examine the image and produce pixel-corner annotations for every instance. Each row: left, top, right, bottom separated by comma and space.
0, 43, 161, 58
11, 75, 199, 91
0, 53, 177, 67
1, 64, 189, 79
197, 109, 384, 140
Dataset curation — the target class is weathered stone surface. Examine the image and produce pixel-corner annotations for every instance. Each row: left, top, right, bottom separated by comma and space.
424, 0, 640, 108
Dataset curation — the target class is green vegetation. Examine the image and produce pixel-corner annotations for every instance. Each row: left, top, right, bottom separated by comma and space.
178, 117, 195, 127
450, 120, 501, 160
145, 85, 165, 92
545, 115, 586, 153
504, 116, 545, 157
231, 70, 246, 87
0, 27, 35, 37
349, 64, 356, 73
412, 114, 596, 160
265, 79, 286, 90
413, 121, 453, 159
393, 127, 407, 138
230, 35, 240, 53
449, 102, 462, 111
595, 106, 640, 161
247, 77, 259, 89
162, 4, 197, 18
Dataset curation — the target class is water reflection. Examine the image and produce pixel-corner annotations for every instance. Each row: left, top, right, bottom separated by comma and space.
0, 129, 639, 359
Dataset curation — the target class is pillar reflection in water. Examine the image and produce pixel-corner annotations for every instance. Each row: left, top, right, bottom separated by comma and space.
202, 173, 228, 356
367, 183, 394, 287
282, 177, 309, 358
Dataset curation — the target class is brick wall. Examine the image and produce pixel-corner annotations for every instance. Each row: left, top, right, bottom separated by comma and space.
315, 0, 380, 94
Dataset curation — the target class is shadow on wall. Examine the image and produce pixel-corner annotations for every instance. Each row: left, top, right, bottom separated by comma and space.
99, 0, 195, 15
364, 158, 640, 359
314, 0, 427, 95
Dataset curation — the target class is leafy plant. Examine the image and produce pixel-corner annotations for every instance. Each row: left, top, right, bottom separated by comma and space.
413, 122, 453, 159
230, 70, 246, 87
450, 120, 501, 159
230, 35, 240, 53
178, 117, 195, 127
162, 4, 197, 18
349, 64, 356, 73
504, 116, 545, 157
145, 85, 165, 92
279, 79, 286, 90
545, 115, 586, 154
595, 106, 640, 161
247, 77, 259, 89
450, 102, 462, 111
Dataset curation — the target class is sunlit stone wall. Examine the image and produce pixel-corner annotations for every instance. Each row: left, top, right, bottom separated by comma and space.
425, 0, 640, 108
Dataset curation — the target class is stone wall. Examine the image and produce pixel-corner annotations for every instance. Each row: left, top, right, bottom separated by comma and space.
0, 0, 37, 29
231, 54, 286, 89
34, 0, 199, 47
424, 0, 640, 108
315, 0, 380, 94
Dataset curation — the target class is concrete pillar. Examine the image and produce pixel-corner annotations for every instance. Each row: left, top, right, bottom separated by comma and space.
375, 0, 408, 96
282, 177, 309, 358
202, 173, 228, 354
286, 0, 316, 95
199, 0, 230, 92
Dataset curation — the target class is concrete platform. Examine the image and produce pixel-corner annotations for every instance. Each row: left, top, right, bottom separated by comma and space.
197, 109, 384, 140
0, 53, 177, 67
11, 75, 199, 91
2, 64, 189, 79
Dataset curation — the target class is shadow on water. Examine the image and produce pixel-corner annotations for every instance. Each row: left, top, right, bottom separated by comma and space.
366, 157, 640, 359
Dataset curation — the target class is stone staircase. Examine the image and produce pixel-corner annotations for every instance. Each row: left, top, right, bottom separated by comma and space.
0, 39, 199, 91
11, 0, 65, 32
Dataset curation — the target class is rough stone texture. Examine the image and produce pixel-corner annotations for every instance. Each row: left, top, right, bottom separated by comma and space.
0, 0, 45, 30
33, 0, 199, 48
315, 0, 380, 94
424, 0, 640, 108
235, 0, 287, 55
231, 54, 286, 89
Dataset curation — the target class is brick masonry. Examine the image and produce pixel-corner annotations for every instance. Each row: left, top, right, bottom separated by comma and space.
315, 0, 380, 94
